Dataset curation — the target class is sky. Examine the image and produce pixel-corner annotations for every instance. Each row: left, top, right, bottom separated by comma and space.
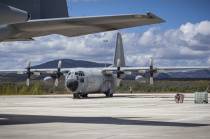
0, 0, 210, 69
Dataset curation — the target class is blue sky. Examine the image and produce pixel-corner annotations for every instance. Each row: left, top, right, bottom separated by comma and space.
69, 0, 210, 30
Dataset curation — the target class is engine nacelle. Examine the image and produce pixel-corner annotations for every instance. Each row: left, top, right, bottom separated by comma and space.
43, 76, 54, 84
0, 3, 30, 25
135, 75, 144, 80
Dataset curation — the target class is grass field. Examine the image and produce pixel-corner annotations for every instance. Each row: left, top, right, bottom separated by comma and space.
0, 82, 66, 95
117, 80, 210, 93
0, 80, 210, 95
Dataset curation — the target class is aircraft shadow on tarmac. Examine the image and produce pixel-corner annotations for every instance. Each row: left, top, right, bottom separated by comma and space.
34, 95, 142, 99
85, 95, 135, 99
34, 94, 170, 99
80, 94, 154, 99
0, 114, 209, 127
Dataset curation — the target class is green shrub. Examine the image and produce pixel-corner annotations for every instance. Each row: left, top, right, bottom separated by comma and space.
117, 80, 210, 93
0, 82, 45, 95
1, 80, 210, 95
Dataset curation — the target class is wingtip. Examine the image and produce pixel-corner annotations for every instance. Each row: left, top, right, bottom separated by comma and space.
146, 12, 166, 23
133, 12, 165, 23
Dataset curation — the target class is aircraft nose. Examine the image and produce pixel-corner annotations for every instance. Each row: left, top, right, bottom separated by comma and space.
66, 79, 79, 92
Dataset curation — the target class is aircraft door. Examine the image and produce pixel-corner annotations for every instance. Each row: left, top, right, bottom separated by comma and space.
79, 77, 85, 92
77, 71, 86, 93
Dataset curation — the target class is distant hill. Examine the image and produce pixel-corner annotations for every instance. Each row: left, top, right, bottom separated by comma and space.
32, 59, 111, 69
157, 69, 210, 80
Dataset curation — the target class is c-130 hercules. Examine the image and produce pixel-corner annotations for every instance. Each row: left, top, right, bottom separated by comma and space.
0, 0, 164, 42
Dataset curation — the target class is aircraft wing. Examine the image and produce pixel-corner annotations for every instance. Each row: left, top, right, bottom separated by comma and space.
2, 12, 164, 41
155, 66, 210, 72
1, 66, 210, 74
102, 66, 210, 73
102, 67, 149, 72
0, 68, 71, 74
0, 69, 26, 74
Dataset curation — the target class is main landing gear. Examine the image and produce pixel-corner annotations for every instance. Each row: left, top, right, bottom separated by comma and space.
105, 89, 113, 97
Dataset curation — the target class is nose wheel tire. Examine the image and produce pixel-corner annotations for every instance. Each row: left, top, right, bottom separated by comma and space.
73, 93, 88, 99
73, 93, 80, 99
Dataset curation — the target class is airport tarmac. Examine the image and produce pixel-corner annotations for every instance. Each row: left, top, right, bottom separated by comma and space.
0, 93, 210, 139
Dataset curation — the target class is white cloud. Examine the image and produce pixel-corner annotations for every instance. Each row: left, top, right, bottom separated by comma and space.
0, 21, 210, 69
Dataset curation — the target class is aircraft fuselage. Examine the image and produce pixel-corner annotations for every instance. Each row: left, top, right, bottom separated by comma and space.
64, 68, 116, 98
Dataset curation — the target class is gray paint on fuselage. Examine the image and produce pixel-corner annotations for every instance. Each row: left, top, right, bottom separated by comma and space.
65, 68, 115, 94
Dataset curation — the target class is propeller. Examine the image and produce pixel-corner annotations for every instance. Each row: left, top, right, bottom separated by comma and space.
148, 57, 157, 85
115, 59, 125, 86
116, 59, 124, 78
26, 61, 32, 86
54, 60, 63, 87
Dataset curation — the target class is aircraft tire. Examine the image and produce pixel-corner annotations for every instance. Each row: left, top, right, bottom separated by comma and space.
105, 89, 113, 97
73, 93, 81, 99
73, 93, 88, 99
82, 93, 88, 98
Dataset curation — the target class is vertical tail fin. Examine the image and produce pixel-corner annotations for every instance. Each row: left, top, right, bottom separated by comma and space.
113, 32, 126, 67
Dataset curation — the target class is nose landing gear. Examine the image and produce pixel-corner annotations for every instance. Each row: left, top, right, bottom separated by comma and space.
73, 93, 88, 99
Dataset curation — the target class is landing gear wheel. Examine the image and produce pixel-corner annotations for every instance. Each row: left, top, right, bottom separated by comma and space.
82, 93, 88, 98
105, 93, 113, 97
73, 93, 88, 99
73, 93, 81, 99
105, 89, 113, 97
73, 93, 78, 99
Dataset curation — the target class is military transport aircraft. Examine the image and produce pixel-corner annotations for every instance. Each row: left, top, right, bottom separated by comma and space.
0, 0, 164, 42
0, 33, 209, 99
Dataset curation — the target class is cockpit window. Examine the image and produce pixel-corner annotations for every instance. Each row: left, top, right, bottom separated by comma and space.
80, 71, 85, 76
75, 71, 85, 76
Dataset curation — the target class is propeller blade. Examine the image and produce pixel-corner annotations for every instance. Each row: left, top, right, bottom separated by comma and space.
116, 58, 123, 78
117, 69, 121, 78
54, 78, 59, 87
150, 57, 154, 67
149, 76, 154, 85
26, 61, 32, 86
58, 60, 62, 69
149, 57, 155, 85
117, 59, 121, 67
26, 78, 30, 86
52, 60, 63, 87
27, 61, 31, 68
116, 78, 122, 87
